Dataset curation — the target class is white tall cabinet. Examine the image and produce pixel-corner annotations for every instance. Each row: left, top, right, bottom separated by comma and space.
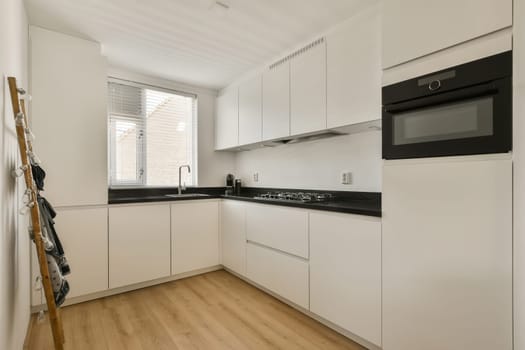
383, 156, 512, 350
171, 201, 220, 275
290, 40, 327, 135
327, 8, 381, 128
382, 0, 513, 68
262, 62, 290, 140
238, 75, 262, 145
310, 211, 381, 347
109, 204, 171, 288
30, 27, 109, 305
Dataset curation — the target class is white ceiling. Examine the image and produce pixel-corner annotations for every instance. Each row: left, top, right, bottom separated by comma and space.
25, 0, 376, 89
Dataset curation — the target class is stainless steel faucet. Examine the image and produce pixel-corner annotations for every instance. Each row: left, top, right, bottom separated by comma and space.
178, 165, 191, 194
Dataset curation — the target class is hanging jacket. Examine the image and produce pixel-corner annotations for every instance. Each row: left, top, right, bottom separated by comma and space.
38, 196, 70, 276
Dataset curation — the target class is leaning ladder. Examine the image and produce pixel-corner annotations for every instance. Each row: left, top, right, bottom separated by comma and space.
7, 77, 65, 350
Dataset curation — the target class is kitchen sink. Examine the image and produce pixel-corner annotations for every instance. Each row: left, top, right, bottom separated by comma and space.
165, 193, 211, 198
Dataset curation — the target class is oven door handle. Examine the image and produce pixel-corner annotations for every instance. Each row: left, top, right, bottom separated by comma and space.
384, 82, 498, 113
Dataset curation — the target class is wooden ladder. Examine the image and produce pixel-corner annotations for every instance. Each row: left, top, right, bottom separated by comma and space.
8, 77, 65, 350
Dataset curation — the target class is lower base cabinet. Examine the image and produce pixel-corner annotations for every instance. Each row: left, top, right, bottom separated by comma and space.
171, 200, 220, 275
32, 207, 109, 304
246, 242, 309, 309
109, 204, 171, 288
220, 200, 246, 276
310, 211, 382, 346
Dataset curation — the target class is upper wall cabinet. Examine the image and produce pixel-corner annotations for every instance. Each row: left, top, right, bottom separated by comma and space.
290, 39, 327, 135
262, 62, 290, 140
238, 75, 263, 145
382, 0, 513, 69
215, 87, 238, 150
30, 27, 108, 206
327, 8, 381, 128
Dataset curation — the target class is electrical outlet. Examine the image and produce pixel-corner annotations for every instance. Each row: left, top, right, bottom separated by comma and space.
341, 172, 352, 185
253, 172, 259, 182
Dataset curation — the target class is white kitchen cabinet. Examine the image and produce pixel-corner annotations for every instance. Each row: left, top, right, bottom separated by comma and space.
290, 40, 327, 135
327, 8, 381, 128
30, 27, 108, 206
109, 204, 171, 288
171, 200, 220, 275
215, 87, 238, 150
383, 156, 512, 350
220, 200, 246, 276
382, 0, 513, 68
246, 242, 309, 309
31, 207, 108, 305
238, 75, 262, 145
246, 203, 308, 258
262, 62, 290, 140
310, 211, 381, 347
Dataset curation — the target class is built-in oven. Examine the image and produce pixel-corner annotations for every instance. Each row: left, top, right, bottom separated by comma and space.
382, 51, 512, 159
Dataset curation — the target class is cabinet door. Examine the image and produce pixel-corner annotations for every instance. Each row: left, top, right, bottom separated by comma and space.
382, 0, 512, 68
290, 40, 327, 135
109, 204, 171, 288
215, 87, 239, 150
220, 200, 246, 276
30, 27, 107, 206
383, 157, 512, 350
31, 207, 108, 304
246, 203, 308, 258
246, 242, 309, 309
239, 75, 262, 145
327, 9, 381, 128
262, 62, 290, 140
171, 201, 219, 275
310, 212, 381, 347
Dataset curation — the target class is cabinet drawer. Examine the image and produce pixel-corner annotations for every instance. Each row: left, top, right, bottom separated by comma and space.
246, 204, 308, 258
246, 242, 309, 309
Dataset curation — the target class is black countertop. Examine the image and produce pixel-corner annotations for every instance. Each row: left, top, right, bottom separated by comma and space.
108, 187, 382, 217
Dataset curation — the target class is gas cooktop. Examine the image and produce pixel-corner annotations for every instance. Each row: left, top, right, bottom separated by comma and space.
253, 191, 333, 203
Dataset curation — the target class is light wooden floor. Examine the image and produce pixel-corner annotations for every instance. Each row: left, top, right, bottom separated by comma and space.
26, 270, 365, 350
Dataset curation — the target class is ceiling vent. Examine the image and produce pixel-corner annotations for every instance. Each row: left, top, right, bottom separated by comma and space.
269, 37, 325, 70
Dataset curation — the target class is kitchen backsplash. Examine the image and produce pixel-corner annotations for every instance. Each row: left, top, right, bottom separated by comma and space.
234, 130, 381, 191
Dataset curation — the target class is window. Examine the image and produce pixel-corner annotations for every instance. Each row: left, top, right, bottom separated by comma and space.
108, 79, 196, 187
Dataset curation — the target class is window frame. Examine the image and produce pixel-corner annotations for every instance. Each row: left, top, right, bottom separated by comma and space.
108, 77, 198, 188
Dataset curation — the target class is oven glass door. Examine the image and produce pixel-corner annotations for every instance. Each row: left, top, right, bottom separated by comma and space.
393, 97, 494, 145
382, 78, 511, 159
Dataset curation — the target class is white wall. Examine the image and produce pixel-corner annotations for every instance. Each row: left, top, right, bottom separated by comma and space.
235, 130, 382, 191
0, 0, 30, 349
513, 0, 525, 349
108, 67, 236, 187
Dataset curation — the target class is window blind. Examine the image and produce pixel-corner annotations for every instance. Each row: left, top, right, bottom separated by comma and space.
108, 80, 196, 187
